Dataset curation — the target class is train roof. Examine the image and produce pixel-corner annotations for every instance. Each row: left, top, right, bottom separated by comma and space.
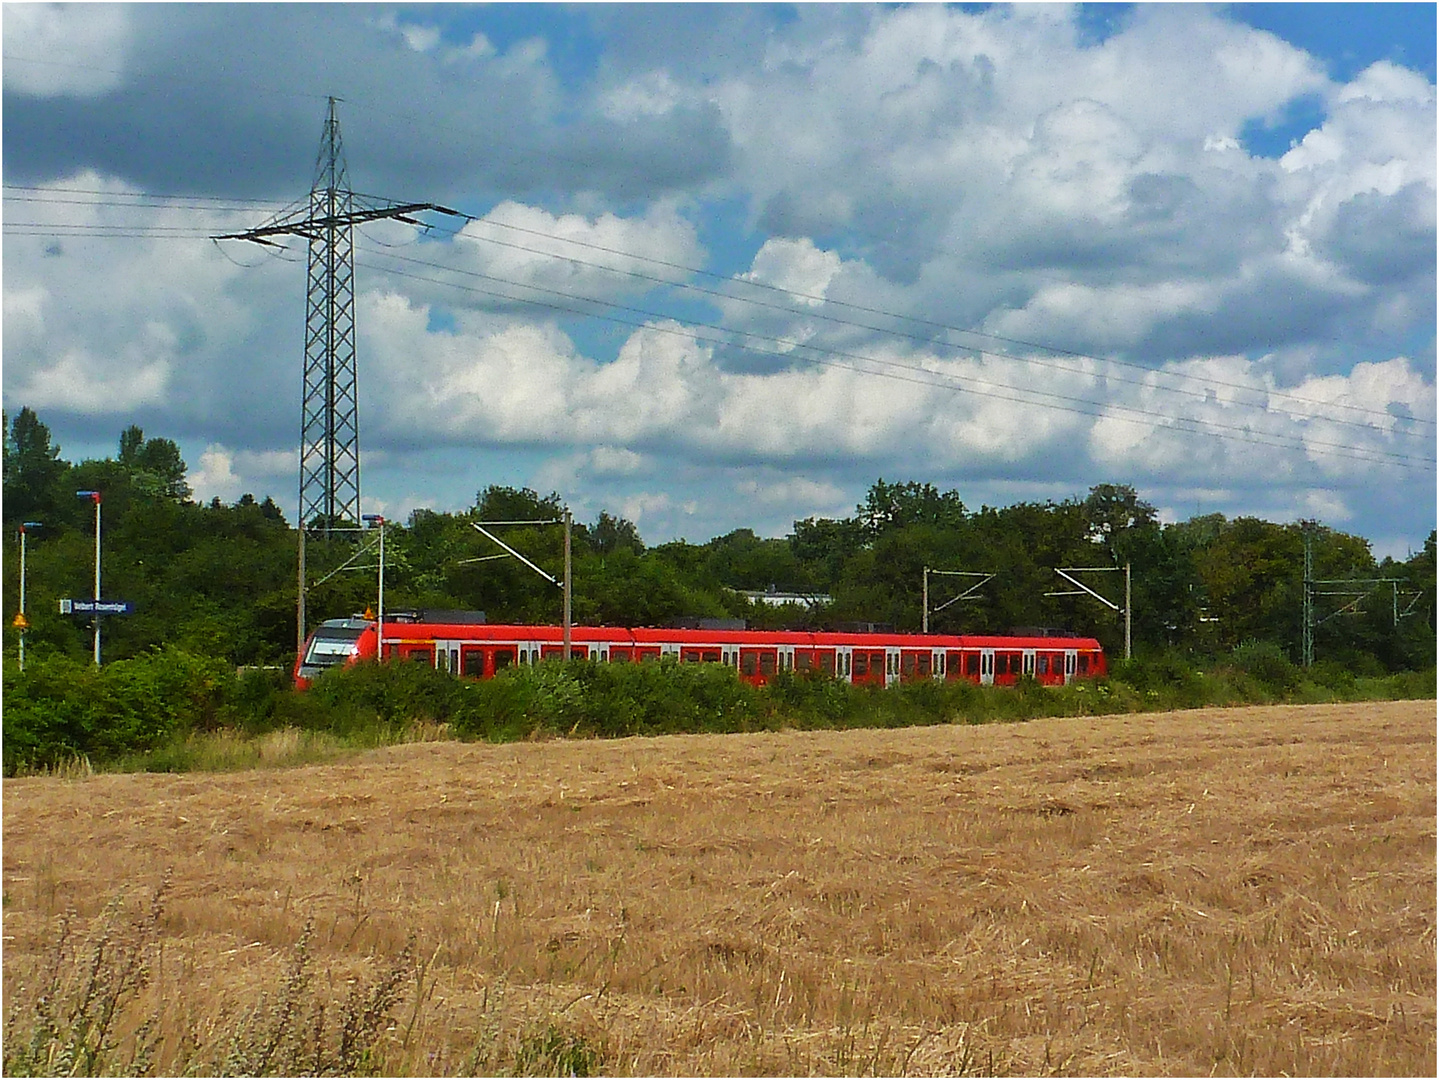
338, 621, 1104, 649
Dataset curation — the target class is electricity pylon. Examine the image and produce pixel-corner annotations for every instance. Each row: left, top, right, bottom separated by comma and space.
214, 97, 458, 535
214, 97, 458, 651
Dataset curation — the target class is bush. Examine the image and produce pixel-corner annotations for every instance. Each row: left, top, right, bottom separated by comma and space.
302, 658, 469, 736
3, 648, 235, 774
450, 658, 762, 741
1228, 640, 1302, 695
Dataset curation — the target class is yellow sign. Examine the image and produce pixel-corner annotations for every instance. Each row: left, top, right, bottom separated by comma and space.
12, 612, 29, 630
362, 606, 375, 621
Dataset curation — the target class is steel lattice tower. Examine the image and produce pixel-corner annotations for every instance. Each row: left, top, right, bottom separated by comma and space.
300, 100, 360, 532
215, 97, 458, 536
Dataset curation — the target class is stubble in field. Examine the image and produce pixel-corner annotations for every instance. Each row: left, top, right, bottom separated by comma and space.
3, 700, 1434, 1075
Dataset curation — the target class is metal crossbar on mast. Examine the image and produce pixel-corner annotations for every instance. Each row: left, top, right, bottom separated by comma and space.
922, 568, 994, 633
1046, 564, 1131, 659
470, 514, 574, 656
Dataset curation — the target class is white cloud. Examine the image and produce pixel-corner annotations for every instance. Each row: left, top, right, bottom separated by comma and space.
742, 239, 843, 306
2, 3, 133, 97
587, 446, 649, 476
14, 350, 170, 413
188, 445, 245, 504
187, 446, 295, 505
448, 201, 703, 305
3, 6, 1431, 549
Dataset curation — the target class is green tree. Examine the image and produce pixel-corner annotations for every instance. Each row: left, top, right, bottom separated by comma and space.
118, 425, 191, 501
3, 407, 71, 527
591, 511, 643, 555
856, 478, 966, 537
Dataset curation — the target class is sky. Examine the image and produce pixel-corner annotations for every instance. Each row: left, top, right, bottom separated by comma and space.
2, 2, 1435, 558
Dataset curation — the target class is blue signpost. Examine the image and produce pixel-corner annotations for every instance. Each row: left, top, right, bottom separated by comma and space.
59, 600, 135, 616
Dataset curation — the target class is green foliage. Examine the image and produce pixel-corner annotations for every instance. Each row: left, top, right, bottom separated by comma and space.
514, 1023, 603, 1077
303, 658, 470, 736
1228, 640, 1302, 694
450, 658, 763, 740
3, 408, 1434, 682
2, 648, 233, 773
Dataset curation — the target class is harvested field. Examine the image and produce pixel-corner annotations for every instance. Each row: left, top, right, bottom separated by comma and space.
3, 701, 1435, 1075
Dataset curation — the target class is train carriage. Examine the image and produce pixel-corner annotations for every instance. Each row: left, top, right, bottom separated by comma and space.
295, 616, 1106, 689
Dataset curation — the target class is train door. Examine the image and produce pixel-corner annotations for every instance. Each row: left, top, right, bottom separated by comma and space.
1064, 650, 1078, 685
836, 646, 853, 683
779, 645, 795, 672
885, 648, 901, 687
434, 639, 463, 674
980, 649, 995, 685
660, 642, 681, 659
1022, 650, 1036, 679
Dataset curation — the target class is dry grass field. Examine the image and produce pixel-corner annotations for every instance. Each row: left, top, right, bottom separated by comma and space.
3, 700, 1435, 1076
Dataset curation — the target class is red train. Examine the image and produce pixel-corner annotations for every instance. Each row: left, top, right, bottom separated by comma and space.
294, 614, 1106, 690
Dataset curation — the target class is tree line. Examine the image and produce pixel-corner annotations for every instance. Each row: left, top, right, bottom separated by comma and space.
4, 407, 1435, 674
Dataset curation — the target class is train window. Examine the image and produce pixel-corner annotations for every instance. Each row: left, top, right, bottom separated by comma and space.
494, 649, 514, 671
611, 649, 631, 663
819, 653, 835, 675
853, 652, 868, 677
408, 648, 433, 665
683, 650, 700, 662
795, 652, 811, 670
901, 653, 916, 676
1037, 654, 1049, 675
966, 653, 981, 676
759, 653, 775, 676
917, 653, 931, 677
437, 649, 449, 673
701, 650, 720, 663
1078, 654, 1090, 674
741, 652, 757, 676
462, 648, 485, 677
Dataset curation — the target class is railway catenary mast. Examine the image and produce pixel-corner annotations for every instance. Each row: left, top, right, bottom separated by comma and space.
213, 98, 459, 651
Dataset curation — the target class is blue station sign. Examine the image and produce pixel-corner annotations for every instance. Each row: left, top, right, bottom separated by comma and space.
59, 599, 135, 615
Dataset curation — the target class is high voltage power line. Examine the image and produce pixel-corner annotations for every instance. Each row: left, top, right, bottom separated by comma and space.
7, 182, 1431, 438
351, 250, 1433, 471
5, 185, 1435, 469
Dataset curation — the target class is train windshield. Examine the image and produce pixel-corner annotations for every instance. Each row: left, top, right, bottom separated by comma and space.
304, 626, 364, 668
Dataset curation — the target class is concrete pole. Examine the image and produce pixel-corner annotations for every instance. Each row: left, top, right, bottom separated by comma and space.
922, 567, 929, 634
297, 529, 307, 659
376, 519, 385, 658
18, 527, 28, 672
563, 509, 572, 659
92, 497, 102, 666
1124, 561, 1132, 661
